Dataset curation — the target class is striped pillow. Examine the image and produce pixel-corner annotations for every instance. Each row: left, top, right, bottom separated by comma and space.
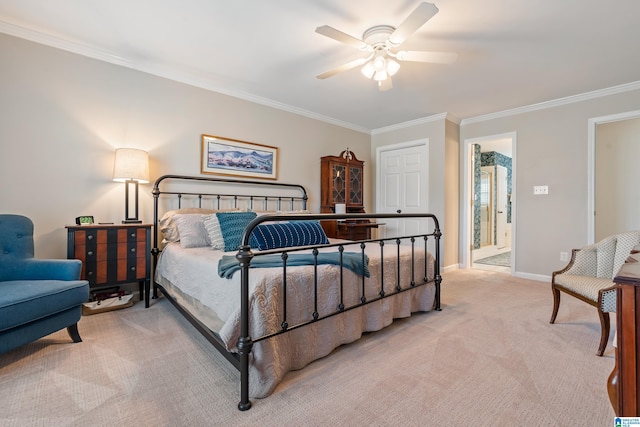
216, 211, 257, 252
250, 221, 329, 250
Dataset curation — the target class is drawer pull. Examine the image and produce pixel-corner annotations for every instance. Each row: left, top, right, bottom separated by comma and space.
87, 235, 94, 240
87, 251, 94, 256
130, 248, 136, 253
87, 271, 94, 276
130, 232, 136, 238
130, 266, 136, 272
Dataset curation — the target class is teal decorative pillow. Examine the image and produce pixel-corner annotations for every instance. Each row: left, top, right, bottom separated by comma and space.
216, 211, 257, 251
250, 221, 329, 250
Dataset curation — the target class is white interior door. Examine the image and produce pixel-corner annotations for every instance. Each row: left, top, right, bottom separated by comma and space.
376, 140, 429, 242
496, 165, 508, 248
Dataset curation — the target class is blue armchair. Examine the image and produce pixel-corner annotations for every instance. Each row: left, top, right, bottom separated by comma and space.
0, 214, 89, 354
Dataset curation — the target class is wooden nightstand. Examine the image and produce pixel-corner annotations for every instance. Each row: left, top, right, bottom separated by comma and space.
66, 224, 152, 307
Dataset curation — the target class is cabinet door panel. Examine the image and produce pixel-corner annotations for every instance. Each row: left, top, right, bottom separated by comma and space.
348, 165, 363, 206
331, 163, 346, 204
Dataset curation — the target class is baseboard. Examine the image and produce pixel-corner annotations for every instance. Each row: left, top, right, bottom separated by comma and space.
513, 271, 551, 282
443, 264, 459, 273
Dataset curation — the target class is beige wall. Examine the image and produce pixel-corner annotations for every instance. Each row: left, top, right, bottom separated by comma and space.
460, 89, 640, 278
0, 34, 370, 258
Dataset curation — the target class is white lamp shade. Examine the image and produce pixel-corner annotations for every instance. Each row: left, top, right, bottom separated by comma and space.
113, 148, 149, 183
373, 70, 388, 81
387, 58, 400, 76
372, 56, 386, 71
361, 62, 375, 79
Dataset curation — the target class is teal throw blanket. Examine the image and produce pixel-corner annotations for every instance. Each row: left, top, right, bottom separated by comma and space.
218, 252, 370, 279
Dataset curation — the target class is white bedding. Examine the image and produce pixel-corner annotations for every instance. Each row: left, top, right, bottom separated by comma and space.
155, 240, 436, 398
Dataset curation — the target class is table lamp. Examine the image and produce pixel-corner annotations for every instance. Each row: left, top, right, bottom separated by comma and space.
112, 148, 149, 224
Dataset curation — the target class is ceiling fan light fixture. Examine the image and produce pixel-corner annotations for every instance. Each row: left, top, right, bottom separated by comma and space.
361, 62, 375, 79
387, 58, 400, 76
373, 70, 388, 81
316, 2, 456, 90
372, 55, 387, 71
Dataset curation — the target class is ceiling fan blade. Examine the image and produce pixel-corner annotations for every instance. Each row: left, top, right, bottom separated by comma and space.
389, 2, 439, 45
378, 77, 393, 91
396, 50, 458, 64
316, 25, 367, 49
316, 57, 367, 79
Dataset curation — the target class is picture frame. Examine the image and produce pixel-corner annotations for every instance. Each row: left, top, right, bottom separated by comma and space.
201, 134, 278, 180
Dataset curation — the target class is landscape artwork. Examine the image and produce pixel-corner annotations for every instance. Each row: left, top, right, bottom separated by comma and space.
201, 134, 278, 179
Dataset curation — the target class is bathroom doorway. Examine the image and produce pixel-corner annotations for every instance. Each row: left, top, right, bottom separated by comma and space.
463, 134, 515, 273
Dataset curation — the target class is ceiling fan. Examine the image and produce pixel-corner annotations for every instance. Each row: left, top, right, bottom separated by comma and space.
315, 2, 457, 91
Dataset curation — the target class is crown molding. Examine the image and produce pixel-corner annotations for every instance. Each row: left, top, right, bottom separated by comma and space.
4, 19, 638, 135
371, 112, 461, 135
0, 20, 370, 134
460, 81, 640, 126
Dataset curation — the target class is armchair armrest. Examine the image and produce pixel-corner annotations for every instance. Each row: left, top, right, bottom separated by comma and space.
598, 285, 617, 313
0, 258, 82, 281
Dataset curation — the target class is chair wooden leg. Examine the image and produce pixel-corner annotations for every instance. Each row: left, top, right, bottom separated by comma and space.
597, 310, 610, 357
550, 285, 561, 324
67, 323, 82, 343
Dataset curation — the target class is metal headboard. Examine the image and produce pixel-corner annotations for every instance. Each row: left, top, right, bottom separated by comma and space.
151, 174, 308, 257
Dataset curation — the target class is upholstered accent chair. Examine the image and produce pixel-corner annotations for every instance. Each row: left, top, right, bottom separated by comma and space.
0, 214, 89, 354
551, 231, 640, 356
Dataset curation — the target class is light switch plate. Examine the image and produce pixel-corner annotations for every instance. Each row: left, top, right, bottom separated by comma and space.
533, 185, 549, 195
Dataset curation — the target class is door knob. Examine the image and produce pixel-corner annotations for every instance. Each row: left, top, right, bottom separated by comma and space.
397, 209, 402, 214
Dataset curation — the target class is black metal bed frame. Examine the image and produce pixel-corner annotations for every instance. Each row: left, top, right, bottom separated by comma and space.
149, 174, 442, 411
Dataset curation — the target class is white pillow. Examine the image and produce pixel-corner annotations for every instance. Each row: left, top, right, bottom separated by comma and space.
203, 214, 225, 250
159, 208, 217, 242
172, 214, 211, 248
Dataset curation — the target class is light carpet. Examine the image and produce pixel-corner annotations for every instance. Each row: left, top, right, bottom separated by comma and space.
0, 269, 616, 426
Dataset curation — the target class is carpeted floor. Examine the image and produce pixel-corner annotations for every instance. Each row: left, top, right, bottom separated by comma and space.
0, 269, 616, 426
475, 251, 511, 267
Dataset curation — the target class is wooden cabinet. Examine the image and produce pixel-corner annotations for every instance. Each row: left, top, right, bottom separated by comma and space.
609, 245, 640, 416
321, 150, 377, 239
321, 149, 364, 211
66, 224, 151, 304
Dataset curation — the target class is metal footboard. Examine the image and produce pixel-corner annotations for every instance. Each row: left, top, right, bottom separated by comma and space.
236, 212, 441, 410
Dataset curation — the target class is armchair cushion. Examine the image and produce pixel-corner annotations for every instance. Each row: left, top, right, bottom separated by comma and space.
0, 279, 88, 332
553, 275, 614, 303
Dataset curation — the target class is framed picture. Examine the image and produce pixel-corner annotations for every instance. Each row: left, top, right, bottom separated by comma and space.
200, 134, 278, 180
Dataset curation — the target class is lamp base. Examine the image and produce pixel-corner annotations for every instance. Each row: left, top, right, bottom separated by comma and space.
122, 219, 142, 224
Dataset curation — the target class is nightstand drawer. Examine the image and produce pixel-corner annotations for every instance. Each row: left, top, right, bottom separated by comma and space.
85, 257, 147, 284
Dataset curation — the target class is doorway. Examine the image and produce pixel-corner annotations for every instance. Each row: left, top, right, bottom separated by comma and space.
588, 111, 640, 243
462, 133, 516, 273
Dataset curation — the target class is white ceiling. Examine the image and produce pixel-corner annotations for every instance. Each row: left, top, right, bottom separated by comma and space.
1, 0, 639, 132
